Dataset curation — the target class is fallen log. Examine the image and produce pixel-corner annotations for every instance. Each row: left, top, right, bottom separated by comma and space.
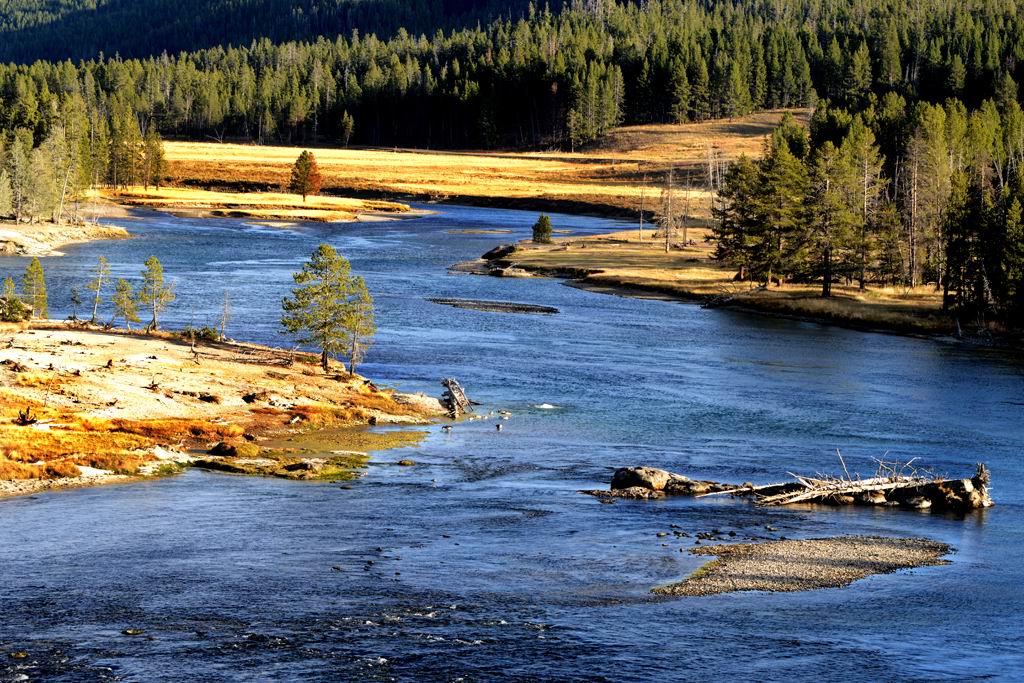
581, 461, 993, 514
440, 378, 472, 419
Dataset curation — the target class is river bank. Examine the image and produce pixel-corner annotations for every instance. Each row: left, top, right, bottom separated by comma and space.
99, 186, 428, 223
456, 228, 980, 340
0, 220, 129, 257
0, 322, 445, 499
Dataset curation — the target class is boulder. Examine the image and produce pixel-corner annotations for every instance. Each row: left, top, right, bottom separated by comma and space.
581, 486, 665, 500
854, 491, 888, 506
903, 496, 932, 510
611, 466, 672, 491
481, 244, 516, 260
208, 441, 237, 457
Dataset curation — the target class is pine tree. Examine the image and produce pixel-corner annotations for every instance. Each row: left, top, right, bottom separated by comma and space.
111, 278, 141, 330
341, 275, 375, 376
711, 155, 761, 279
282, 243, 376, 373
807, 142, 858, 296
751, 140, 809, 285
0, 275, 28, 322
142, 127, 166, 189
21, 257, 47, 318
138, 255, 175, 332
669, 59, 690, 124
532, 213, 553, 243
70, 285, 82, 320
86, 255, 110, 323
838, 118, 886, 288
340, 110, 355, 146
0, 170, 12, 217
288, 150, 322, 201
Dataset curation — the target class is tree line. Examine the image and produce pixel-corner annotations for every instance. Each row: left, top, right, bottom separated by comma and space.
0, 0, 538, 63
0, 102, 166, 225
711, 95, 1024, 329
0, 0, 1021, 150
1, 245, 377, 373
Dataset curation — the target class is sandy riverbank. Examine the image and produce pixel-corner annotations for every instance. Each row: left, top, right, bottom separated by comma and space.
654, 536, 952, 596
459, 229, 960, 338
0, 220, 130, 257
0, 323, 446, 498
99, 186, 430, 223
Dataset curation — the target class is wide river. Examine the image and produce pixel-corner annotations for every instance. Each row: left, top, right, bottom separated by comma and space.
1, 206, 1023, 681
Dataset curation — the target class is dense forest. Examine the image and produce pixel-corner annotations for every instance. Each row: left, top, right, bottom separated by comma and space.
1, 0, 1021, 150
1, 0, 1023, 329
0, 0, 539, 62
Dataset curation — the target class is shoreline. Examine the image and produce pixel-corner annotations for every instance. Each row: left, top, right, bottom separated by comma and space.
0, 219, 130, 257
653, 536, 952, 597
0, 323, 447, 500
457, 230, 1021, 349
99, 186, 431, 224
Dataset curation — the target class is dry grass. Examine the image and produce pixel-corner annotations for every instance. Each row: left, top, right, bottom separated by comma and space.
494, 228, 950, 334
98, 186, 412, 222
0, 325, 445, 483
164, 109, 809, 217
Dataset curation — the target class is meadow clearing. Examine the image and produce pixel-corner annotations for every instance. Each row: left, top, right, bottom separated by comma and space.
164, 109, 806, 218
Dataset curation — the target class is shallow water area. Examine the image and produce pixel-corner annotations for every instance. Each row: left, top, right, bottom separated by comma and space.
1, 205, 1023, 681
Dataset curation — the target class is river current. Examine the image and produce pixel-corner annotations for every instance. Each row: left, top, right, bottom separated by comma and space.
1, 205, 1022, 681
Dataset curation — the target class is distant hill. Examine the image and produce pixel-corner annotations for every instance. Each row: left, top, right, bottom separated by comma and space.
0, 0, 539, 62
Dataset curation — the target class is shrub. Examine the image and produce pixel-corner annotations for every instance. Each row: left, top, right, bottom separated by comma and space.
532, 213, 553, 244
179, 325, 220, 342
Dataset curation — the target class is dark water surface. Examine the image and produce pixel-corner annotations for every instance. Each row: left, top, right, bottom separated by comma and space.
1, 206, 1022, 681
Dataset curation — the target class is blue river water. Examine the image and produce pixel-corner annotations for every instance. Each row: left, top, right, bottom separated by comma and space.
1, 205, 1023, 681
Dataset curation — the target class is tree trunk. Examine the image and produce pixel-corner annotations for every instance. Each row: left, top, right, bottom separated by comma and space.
822, 248, 832, 298
321, 347, 329, 372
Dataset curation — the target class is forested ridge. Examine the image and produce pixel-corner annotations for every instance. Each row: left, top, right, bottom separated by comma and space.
1, 0, 1023, 330
0, 0, 537, 62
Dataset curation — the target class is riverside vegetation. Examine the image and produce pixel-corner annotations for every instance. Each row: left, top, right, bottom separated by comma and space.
0, 242, 436, 495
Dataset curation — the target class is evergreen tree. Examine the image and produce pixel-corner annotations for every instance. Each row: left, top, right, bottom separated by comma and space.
0, 170, 12, 217
138, 255, 175, 331
111, 278, 141, 330
282, 243, 376, 373
70, 285, 82, 320
532, 213, 553, 244
751, 141, 809, 285
142, 127, 166, 189
0, 275, 29, 322
838, 118, 886, 288
288, 150, 322, 201
86, 255, 110, 323
711, 155, 760, 280
340, 110, 355, 146
21, 257, 47, 318
806, 142, 858, 296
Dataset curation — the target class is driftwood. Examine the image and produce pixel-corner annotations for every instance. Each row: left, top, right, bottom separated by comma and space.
583, 459, 994, 514
701, 284, 767, 309
440, 378, 472, 419
749, 457, 993, 512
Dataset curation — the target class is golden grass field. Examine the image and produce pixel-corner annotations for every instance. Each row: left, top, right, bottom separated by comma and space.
165, 109, 808, 217
488, 229, 951, 335
99, 187, 415, 222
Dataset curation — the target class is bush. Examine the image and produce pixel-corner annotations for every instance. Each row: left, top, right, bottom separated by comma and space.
0, 295, 30, 322
532, 213, 553, 244
179, 325, 220, 342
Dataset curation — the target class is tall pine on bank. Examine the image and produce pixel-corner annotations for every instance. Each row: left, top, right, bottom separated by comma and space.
289, 151, 321, 201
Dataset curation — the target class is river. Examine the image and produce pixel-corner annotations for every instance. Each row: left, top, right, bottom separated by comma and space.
1, 205, 1023, 681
